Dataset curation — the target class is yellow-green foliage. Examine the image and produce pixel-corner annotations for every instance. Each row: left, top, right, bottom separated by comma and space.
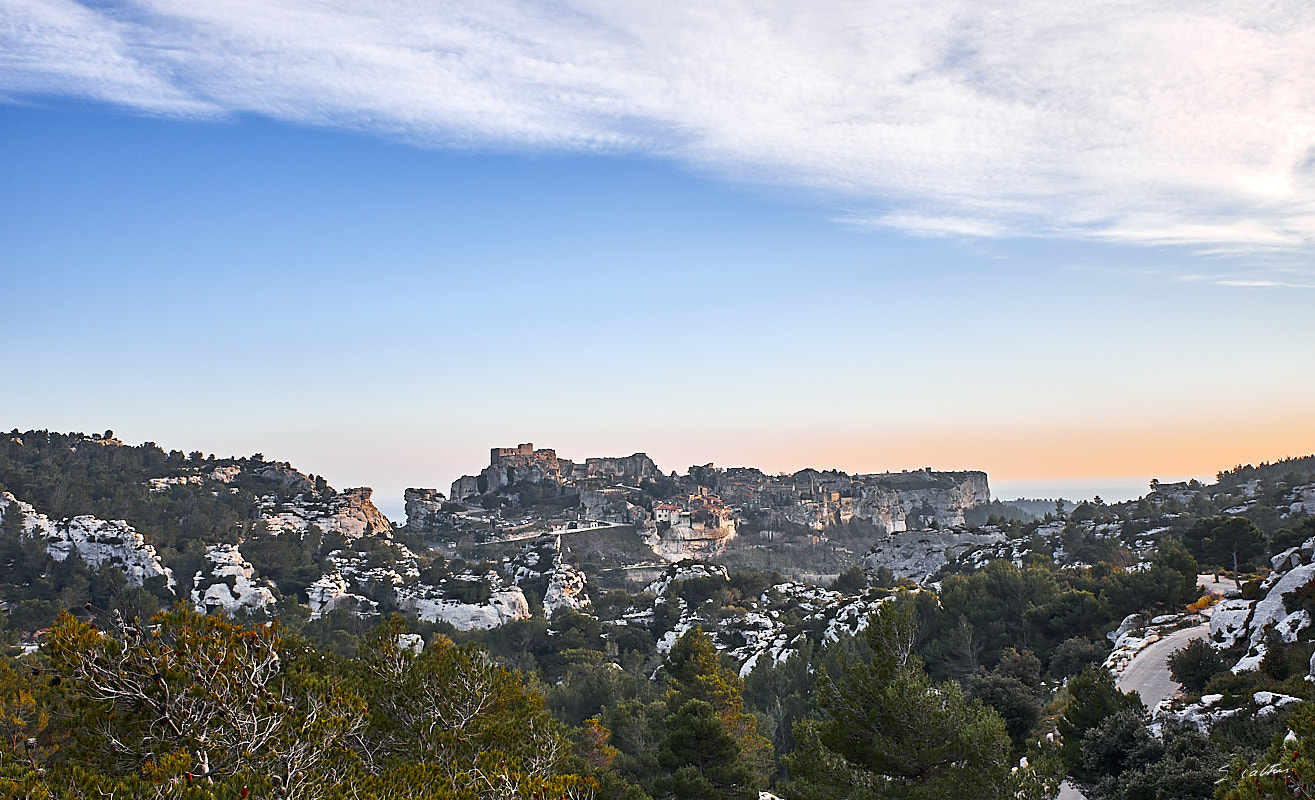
10, 608, 596, 800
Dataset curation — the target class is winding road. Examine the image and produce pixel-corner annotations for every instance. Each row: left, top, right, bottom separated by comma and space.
1056, 576, 1225, 799
1113, 620, 1210, 709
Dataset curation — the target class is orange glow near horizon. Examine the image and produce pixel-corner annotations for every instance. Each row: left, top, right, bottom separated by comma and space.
651, 411, 1315, 485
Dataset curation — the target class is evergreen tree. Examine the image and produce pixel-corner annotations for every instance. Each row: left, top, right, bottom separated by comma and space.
1057, 666, 1145, 775
1218, 702, 1315, 800
653, 700, 755, 800
802, 598, 1015, 799
1182, 516, 1264, 586
663, 628, 774, 787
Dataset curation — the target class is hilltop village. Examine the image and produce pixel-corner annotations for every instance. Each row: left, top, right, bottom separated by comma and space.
414, 442, 989, 565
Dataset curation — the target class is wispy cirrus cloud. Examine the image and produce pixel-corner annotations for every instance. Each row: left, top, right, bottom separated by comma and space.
0, 0, 214, 113
3, 0, 1315, 258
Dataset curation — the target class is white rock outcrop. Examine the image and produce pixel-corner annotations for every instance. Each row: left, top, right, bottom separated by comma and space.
398, 586, 531, 631
1165, 691, 1304, 733
261, 487, 393, 540
503, 535, 594, 616
403, 488, 448, 533
647, 518, 737, 562
190, 544, 276, 615
1232, 562, 1315, 673
210, 465, 241, 483
147, 475, 202, 492
544, 559, 591, 616
646, 562, 729, 596
306, 573, 374, 619
862, 529, 1007, 583
1162, 693, 1243, 733
1286, 484, 1315, 517
1, 492, 174, 589
1210, 599, 1255, 649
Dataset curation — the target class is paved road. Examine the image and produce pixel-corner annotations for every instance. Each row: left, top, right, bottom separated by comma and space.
1057, 578, 1223, 799
1056, 623, 1209, 800
1115, 621, 1210, 709
463, 521, 629, 545
1057, 781, 1086, 800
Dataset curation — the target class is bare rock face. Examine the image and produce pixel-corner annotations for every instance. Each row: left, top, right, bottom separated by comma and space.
306, 573, 373, 619
0, 492, 174, 589
403, 488, 447, 532
254, 462, 315, 494
575, 453, 660, 484
450, 475, 480, 501
396, 584, 531, 631
544, 559, 591, 616
504, 536, 593, 616
1232, 560, 1315, 673
856, 470, 991, 531
861, 528, 1007, 583
335, 488, 394, 537
1210, 599, 1255, 650
261, 487, 393, 540
1205, 536, 1315, 673
851, 485, 907, 531
645, 561, 729, 596
1286, 483, 1315, 517
715, 466, 989, 534
648, 518, 736, 562
209, 465, 241, 483
190, 544, 276, 615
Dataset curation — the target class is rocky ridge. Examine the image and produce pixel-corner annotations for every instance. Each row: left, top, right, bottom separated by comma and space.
0, 492, 174, 589
191, 545, 276, 614
1207, 536, 1315, 673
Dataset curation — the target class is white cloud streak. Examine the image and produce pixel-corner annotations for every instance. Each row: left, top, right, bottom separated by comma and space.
3, 0, 1315, 255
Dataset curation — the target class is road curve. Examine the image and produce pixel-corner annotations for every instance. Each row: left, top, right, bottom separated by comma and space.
1057, 578, 1224, 799
1115, 621, 1210, 709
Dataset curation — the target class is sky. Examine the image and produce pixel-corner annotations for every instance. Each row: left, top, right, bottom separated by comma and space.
2, 1, 1314, 519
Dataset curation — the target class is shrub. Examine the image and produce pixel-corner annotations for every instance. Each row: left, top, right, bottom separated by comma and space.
1167, 639, 1226, 695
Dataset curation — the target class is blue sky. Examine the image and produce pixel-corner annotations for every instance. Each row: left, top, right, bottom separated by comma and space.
3, 2, 1314, 518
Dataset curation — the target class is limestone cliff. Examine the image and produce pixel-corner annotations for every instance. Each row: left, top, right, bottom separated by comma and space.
861, 528, 1007, 583
0, 492, 174, 589
648, 517, 736, 562
260, 486, 393, 540
713, 465, 989, 534
396, 582, 531, 631
854, 470, 990, 531
403, 487, 448, 532
574, 453, 660, 484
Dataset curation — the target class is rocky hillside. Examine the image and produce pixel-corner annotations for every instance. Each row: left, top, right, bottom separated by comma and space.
0, 431, 546, 634
5, 429, 1314, 683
